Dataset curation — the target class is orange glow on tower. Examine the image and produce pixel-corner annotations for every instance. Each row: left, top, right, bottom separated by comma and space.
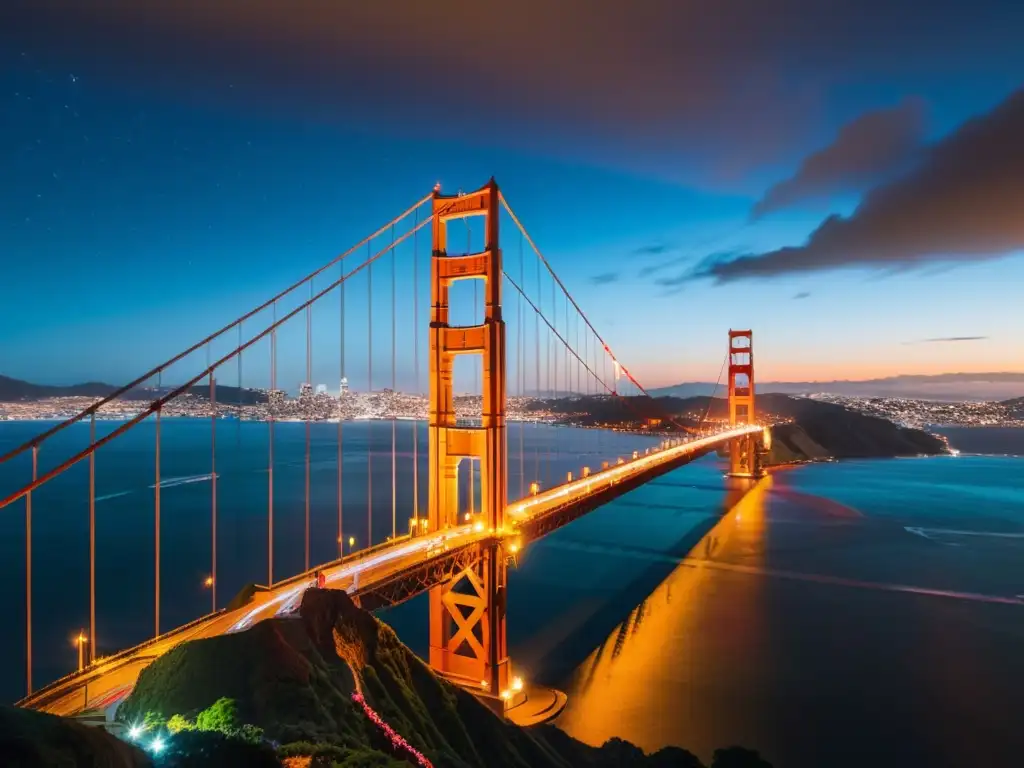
427, 179, 510, 707
727, 330, 764, 477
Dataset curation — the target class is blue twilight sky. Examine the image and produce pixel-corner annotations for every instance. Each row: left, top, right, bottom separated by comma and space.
2, 1, 1023, 391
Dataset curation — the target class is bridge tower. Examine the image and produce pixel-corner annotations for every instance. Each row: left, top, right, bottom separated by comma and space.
427, 179, 511, 709
727, 329, 766, 478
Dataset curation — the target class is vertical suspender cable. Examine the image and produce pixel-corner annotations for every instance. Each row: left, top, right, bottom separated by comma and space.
210, 349, 218, 612
268, 302, 276, 586
25, 446, 36, 695
367, 241, 373, 549
518, 229, 525, 499
534, 250, 541, 488
391, 223, 397, 540
412, 207, 420, 528
338, 256, 345, 559
89, 412, 96, 661
154, 398, 161, 638
305, 282, 312, 571
238, 322, 243, 447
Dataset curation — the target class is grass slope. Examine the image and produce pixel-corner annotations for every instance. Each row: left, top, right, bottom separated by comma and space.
117, 589, 741, 767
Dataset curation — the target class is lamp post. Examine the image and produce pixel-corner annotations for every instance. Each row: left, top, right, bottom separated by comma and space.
74, 630, 87, 672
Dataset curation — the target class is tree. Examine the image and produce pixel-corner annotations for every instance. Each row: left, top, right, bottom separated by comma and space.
166, 714, 194, 734
194, 697, 241, 735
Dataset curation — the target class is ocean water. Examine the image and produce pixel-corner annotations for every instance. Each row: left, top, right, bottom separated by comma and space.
504, 427, 1024, 767
2, 421, 1022, 767
0, 418, 660, 704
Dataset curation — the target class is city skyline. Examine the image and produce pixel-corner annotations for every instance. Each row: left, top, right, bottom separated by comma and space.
3, 2, 1024, 390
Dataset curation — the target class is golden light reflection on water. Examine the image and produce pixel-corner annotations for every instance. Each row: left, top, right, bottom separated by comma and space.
555, 476, 773, 755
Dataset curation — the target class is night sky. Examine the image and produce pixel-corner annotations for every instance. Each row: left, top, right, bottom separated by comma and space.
2, 1, 1023, 388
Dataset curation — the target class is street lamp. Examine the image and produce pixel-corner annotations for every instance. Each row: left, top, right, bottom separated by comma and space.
73, 630, 87, 672
348, 535, 356, 552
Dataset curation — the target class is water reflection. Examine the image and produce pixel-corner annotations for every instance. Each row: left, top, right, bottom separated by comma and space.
556, 476, 773, 757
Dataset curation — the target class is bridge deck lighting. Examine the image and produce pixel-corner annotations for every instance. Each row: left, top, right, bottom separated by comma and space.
473, 521, 484, 533
203, 576, 214, 588
480, 679, 489, 689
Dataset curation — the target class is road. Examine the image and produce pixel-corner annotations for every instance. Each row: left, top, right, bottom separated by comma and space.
19, 426, 761, 717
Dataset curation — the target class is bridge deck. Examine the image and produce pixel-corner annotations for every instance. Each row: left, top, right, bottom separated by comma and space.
17, 426, 761, 716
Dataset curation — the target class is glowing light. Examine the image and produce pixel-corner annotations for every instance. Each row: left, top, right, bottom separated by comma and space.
473, 521, 484, 533
352, 692, 433, 767
149, 738, 165, 754
480, 679, 489, 689
348, 536, 356, 547
464, 512, 471, 522
204, 576, 214, 588
500, 689, 512, 701
128, 724, 143, 740
512, 676, 524, 692
509, 542, 520, 554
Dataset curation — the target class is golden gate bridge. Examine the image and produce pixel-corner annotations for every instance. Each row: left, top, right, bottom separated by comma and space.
0, 179, 768, 719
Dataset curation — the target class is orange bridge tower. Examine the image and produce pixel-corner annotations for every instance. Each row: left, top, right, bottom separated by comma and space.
727, 329, 767, 478
427, 179, 511, 709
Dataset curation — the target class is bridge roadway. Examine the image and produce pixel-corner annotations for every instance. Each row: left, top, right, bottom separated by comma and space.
18, 426, 762, 718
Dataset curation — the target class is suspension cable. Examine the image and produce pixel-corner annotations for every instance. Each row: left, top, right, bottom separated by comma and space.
0, 195, 433, 466
0, 214, 434, 512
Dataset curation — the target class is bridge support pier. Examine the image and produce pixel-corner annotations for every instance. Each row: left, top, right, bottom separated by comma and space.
427, 180, 517, 710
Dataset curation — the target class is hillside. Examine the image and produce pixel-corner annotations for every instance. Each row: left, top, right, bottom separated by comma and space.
0, 374, 267, 404
539, 392, 947, 460
0, 705, 148, 767
116, 588, 771, 767
651, 372, 1024, 402
1003, 397, 1024, 419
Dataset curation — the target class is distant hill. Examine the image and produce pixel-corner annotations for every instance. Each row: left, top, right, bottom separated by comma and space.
1003, 397, 1024, 418
652, 372, 1024, 402
0, 374, 268, 404
536, 392, 946, 460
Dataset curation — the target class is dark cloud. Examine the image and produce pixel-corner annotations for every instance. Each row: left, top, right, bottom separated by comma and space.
633, 244, 670, 256
752, 98, 927, 218
902, 336, 988, 345
688, 88, 1024, 283
792, 291, 811, 299
638, 258, 684, 277
590, 272, 620, 285
5, 1, 1024, 181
